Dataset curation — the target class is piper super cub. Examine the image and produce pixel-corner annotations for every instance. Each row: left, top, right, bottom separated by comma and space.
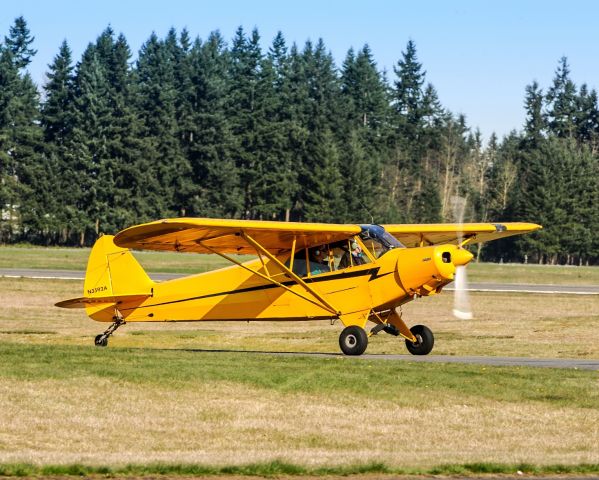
56, 218, 541, 355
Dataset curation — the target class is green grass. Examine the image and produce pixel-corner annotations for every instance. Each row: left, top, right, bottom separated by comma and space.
2, 343, 597, 409
0, 460, 597, 477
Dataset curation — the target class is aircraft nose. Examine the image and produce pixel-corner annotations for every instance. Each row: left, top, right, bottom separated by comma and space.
453, 248, 474, 267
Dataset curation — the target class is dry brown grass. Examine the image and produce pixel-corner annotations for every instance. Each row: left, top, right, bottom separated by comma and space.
1, 378, 597, 467
398, 291, 599, 358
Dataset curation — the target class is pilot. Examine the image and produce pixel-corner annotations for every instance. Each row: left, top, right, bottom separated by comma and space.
339, 241, 366, 268
309, 246, 330, 275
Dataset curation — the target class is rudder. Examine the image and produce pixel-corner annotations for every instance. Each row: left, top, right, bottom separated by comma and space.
55, 235, 154, 322
83, 234, 154, 298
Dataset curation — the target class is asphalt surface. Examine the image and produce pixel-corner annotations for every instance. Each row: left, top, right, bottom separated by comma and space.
340, 353, 599, 370
2, 267, 598, 295
180, 348, 599, 371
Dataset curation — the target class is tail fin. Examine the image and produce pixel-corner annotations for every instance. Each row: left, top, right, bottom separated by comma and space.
83, 234, 153, 298
56, 235, 154, 321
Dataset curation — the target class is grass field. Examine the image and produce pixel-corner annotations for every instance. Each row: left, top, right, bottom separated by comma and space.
1, 343, 598, 469
1, 244, 599, 284
1, 275, 598, 473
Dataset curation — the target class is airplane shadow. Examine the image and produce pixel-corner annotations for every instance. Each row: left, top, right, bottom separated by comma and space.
171, 347, 346, 357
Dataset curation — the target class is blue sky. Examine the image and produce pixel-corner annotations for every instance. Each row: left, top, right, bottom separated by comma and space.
1, 0, 598, 141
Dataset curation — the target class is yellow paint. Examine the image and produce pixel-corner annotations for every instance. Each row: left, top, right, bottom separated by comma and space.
56, 218, 541, 350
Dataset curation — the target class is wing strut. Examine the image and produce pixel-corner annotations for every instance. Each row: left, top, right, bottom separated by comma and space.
196, 234, 340, 316
241, 232, 341, 315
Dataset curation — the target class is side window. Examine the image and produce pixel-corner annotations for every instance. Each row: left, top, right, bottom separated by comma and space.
306, 246, 333, 276
331, 245, 348, 269
333, 239, 371, 269
362, 238, 386, 259
286, 247, 333, 277
288, 258, 308, 277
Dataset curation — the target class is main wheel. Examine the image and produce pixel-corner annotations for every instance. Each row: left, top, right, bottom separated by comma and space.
339, 326, 368, 356
94, 334, 108, 347
405, 324, 434, 355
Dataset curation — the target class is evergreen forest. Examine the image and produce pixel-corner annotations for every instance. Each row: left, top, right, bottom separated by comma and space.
0, 17, 597, 264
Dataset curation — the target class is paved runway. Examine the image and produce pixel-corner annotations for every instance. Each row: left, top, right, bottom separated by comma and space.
182, 348, 599, 370
353, 353, 599, 370
2, 268, 598, 295
0, 267, 179, 282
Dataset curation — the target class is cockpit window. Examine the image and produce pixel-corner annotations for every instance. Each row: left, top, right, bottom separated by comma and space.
285, 246, 333, 277
359, 224, 405, 258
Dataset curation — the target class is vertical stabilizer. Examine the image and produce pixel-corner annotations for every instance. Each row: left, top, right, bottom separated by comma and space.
84, 235, 154, 298
55, 235, 154, 322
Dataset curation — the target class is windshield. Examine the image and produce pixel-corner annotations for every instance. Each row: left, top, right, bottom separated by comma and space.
359, 224, 405, 258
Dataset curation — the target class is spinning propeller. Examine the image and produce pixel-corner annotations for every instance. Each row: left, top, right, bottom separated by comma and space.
450, 195, 473, 320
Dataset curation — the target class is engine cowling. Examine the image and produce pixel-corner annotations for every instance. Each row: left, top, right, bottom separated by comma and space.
396, 245, 473, 296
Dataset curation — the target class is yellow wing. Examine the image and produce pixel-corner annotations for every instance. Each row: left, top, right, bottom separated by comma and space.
383, 222, 542, 247
114, 218, 362, 254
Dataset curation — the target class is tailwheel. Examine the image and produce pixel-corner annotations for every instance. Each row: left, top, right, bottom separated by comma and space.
339, 325, 368, 356
405, 324, 434, 355
94, 316, 125, 347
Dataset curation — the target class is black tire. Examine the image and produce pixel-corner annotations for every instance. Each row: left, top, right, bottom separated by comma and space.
94, 334, 108, 347
339, 326, 368, 356
405, 324, 434, 355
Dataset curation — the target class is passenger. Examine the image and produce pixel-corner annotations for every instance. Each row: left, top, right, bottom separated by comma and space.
339, 241, 366, 268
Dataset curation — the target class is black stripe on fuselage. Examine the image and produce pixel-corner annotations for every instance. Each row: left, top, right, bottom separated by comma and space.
122, 265, 393, 311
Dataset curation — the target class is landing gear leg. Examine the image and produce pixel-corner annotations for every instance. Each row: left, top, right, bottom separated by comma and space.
370, 309, 435, 356
94, 315, 125, 347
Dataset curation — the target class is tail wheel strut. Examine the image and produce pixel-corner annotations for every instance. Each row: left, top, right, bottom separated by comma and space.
94, 313, 125, 347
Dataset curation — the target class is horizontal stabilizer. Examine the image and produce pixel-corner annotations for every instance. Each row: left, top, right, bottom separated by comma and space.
55, 294, 151, 309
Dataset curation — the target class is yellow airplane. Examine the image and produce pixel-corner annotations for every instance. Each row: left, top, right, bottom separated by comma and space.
56, 218, 541, 355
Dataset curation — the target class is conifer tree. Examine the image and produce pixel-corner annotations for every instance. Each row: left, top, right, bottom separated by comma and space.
252, 31, 298, 220
546, 57, 577, 138
174, 28, 196, 153
0, 18, 45, 242
42, 41, 75, 145
11, 71, 48, 240
304, 39, 341, 132
341, 45, 390, 140
228, 27, 264, 218
393, 40, 426, 137
68, 42, 111, 243
338, 46, 391, 221
303, 128, 344, 222
136, 31, 193, 219
41, 40, 76, 242
574, 84, 599, 150
3, 16, 37, 69
187, 32, 242, 217
102, 31, 148, 229
0, 48, 21, 241
523, 81, 545, 144
294, 39, 343, 221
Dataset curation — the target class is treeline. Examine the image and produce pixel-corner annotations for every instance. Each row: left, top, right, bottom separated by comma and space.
0, 17, 597, 264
